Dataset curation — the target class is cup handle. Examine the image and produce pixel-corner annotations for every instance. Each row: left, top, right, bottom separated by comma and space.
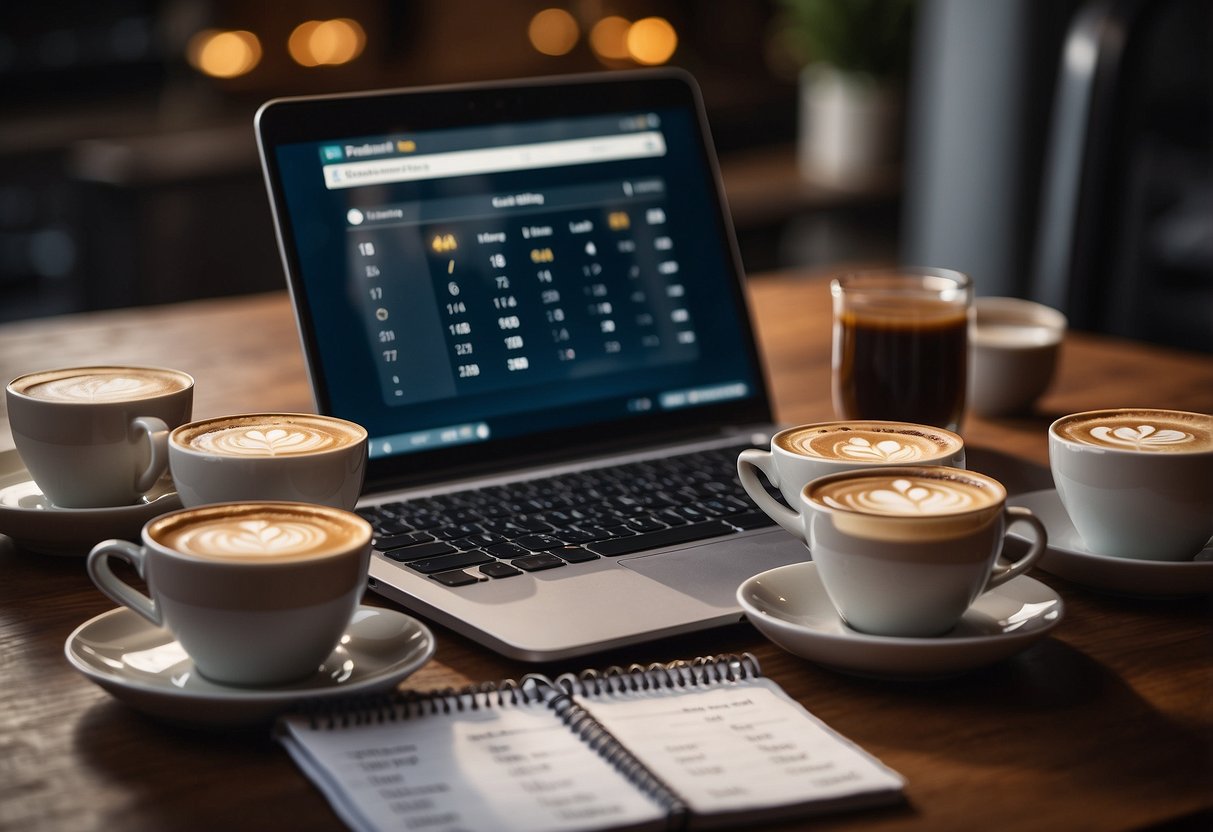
132, 416, 170, 494
87, 540, 161, 626
737, 449, 803, 538
985, 506, 1048, 591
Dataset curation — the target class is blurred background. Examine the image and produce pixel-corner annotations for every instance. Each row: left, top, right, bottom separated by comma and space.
0, 0, 1208, 350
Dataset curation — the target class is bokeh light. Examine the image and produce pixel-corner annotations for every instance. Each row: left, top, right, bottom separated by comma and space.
589, 16, 631, 62
626, 17, 677, 65
528, 8, 579, 56
289, 18, 366, 67
187, 29, 261, 78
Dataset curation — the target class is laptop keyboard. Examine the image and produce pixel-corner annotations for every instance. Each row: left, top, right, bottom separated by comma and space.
358, 444, 779, 587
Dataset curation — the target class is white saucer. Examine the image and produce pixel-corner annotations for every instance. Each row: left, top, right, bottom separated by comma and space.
0, 449, 181, 555
1008, 489, 1213, 597
737, 562, 1064, 679
65, 605, 436, 726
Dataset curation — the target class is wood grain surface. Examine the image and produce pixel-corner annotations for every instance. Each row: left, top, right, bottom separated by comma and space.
1, 272, 1210, 832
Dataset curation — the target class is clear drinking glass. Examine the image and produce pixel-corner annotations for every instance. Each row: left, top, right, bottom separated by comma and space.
831, 267, 973, 432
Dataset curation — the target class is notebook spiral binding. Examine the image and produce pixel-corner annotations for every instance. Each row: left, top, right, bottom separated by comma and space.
554, 652, 761, 697
298, 653, 761, 732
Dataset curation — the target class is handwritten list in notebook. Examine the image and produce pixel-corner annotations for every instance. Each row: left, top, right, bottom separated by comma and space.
277, 654, 905, 832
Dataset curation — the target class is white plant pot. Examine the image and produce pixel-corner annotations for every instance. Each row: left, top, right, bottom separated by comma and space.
798, 64, 902, 187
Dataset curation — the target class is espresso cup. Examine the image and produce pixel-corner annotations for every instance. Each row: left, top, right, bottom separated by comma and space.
169, 413, 368, 510
803, 466, 1048, 637
6, 365, 194, 508
969, 297, 1066, 417
738, 420, 965, 538
87, 501, 373, 686
1049, 408, 1213, 560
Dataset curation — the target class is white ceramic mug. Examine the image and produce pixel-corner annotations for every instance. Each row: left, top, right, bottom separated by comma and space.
6, 365, 194, 508
169, 413, 368, 510
1049, 408, 1213, 560
969, 297, 1066, 417
738, 420, 965, 538
87, 501, 372, 686
802, 466, 1048, 637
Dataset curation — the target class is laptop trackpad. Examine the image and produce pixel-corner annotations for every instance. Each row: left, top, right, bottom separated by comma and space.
620, 530, 807, 608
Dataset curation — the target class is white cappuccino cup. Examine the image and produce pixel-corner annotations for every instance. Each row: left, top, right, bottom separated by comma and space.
87, 501, 372, 686
803, 466, 1048, 637
969, 297, 1066, 417
169, 413, 367, 510
1049, 408, 1213, 560
738, 420, 965, 538
6, 365, 194, 508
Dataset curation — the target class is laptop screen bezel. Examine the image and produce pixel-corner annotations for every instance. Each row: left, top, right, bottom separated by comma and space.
255, 69, 774, 491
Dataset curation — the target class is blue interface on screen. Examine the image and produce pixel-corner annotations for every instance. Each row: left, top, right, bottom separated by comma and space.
274, 109, 759, 460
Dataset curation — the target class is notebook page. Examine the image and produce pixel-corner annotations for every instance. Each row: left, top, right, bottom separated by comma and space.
575, 677, 905, 817
279, 699, 666, 832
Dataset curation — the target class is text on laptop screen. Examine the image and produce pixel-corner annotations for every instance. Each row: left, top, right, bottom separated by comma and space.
274, 109, 760, 461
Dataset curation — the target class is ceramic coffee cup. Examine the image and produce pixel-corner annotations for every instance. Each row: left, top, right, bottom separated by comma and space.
1049, 408, 1213, 560
738, 420, 965, 538
169, 413, 368, 510
969, 297, 1066, 417
6, 365, 194, 508
87, 501, 373, 686
802, 466, 1048, 637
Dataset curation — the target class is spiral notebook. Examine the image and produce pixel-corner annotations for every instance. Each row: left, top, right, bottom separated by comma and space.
276, 654, 905, 832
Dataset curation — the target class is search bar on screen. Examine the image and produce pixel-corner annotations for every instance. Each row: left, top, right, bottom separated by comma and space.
323, 132, 666, 189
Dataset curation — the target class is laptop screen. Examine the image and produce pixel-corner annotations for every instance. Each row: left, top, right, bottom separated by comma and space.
258, 71, 770, 487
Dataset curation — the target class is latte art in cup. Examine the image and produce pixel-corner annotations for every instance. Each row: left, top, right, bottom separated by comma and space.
738, 420, 966, 539
89, 501, 372, 686
168, 413, 368, 510
815, 473, 994, 519
1053, 409, 1212, 453
1049, 408, 1213, 561
813, 472, 997, 516
776, 423, 961, 463
802, 466, 1046, 636
15, 366, 191, 403
175, 414, 365, 457
6, 364, 194, 508
150, 503, 368, 562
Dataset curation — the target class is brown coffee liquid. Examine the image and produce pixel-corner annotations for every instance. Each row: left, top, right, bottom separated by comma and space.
836, 302, 968, 430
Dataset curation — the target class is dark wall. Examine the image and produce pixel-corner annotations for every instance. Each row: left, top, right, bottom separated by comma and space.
0, 1, 797, 322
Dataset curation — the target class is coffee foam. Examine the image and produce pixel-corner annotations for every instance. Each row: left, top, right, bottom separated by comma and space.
972, 323, 1060, 349
778, 423, 958, 462
176, 414, 364, 457
814, 473, 995, 516
17, 367, 188, 403
1053, 409, 1213, 454
809, 468, 1003, 542
151, 504, 367, 562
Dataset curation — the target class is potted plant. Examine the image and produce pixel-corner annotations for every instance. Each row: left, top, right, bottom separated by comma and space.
774, 0, 916, 186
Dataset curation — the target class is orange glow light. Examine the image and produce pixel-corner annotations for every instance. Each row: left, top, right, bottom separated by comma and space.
188, 29, 261, 78
289, 18, 366, 67
589, 16, 631, 61
288, 20, 322, 66
627, 17, 677, 65
528, 8, 579, 56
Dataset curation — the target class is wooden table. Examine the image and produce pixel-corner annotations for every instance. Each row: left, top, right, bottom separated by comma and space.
1, 272, 1210, 832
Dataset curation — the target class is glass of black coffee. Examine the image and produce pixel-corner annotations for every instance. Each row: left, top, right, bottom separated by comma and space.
831, 268, 972, 432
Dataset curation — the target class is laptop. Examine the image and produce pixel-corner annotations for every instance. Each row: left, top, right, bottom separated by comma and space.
255, 69, 805, 661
